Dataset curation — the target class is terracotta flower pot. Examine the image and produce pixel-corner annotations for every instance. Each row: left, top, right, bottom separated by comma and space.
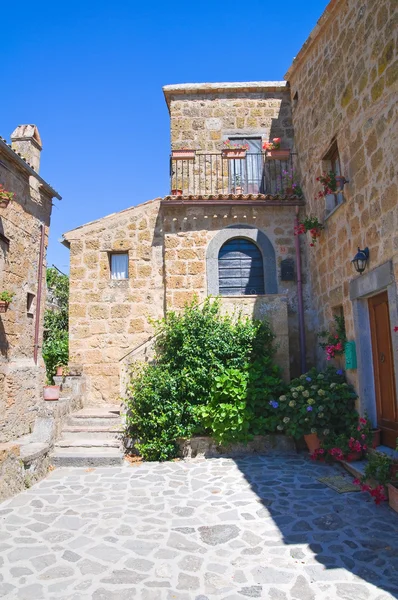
0, 199, 10, 209
345, 452, 362, 462
387, 483, 398, 513
43, 385, 60, 401
171, 189, 183, 196
372, 428, 381, 448
390, 463, 398, 479
172, 149, 196, 160
56, 366, 64, 377
304, 433, 320, 453
222, 149, 247, 159
285, 187, 294, 195
266, 149, 290, 160
335, 175, 347, 191
233, 186, 244, 194
0, 301, 9, 313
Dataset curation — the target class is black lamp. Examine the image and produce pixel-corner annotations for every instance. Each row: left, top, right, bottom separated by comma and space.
352, 247, 369, 274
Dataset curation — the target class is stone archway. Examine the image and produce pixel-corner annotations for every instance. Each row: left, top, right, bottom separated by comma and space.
206, 225, 277, 296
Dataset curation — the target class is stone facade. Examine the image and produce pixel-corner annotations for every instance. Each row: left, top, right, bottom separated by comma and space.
0, 126, 61, 443
285, 0, 398, 399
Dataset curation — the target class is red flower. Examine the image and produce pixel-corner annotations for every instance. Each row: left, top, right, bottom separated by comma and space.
394, 326, 398, 332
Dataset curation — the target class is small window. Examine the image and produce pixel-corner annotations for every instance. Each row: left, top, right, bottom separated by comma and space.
323, 141, 344, 214
27, 293, 35, 317
110, 253, 129, 280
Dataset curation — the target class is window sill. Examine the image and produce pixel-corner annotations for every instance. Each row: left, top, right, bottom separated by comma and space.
324, 198, 345, 222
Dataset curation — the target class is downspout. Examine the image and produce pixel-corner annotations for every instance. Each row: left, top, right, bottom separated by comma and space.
294, 206, 307, 373
34, 223, 46, 365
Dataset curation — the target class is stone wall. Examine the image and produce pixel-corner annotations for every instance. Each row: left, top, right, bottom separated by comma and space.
63, 200, 165, 404
0, 135, 56, 443
286, 0, 398, 388
164, 82, 293, 152
65, 198, 311, 402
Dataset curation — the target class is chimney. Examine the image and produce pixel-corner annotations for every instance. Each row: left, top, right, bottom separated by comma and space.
10, 125, 42, 173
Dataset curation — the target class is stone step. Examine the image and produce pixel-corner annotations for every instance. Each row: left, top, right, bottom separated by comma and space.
67, 416, 122, 427
55, 437, 121, 448
72, 405, 121, 418
51, 447, 124, 467
62, 426, 123, 440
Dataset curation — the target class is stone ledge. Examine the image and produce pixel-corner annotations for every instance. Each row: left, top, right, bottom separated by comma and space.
178, 435, 296, 459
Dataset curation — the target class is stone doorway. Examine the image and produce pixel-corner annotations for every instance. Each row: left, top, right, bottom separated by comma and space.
368, 291, 398, 447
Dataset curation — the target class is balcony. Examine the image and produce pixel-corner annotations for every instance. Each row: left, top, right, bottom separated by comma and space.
169, 152, 296, 198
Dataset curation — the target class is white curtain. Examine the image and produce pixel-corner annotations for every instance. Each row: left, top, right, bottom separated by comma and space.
111, 253, 128, 279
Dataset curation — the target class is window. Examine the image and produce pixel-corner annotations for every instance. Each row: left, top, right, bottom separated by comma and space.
218, 238, 264, 296
227, 138, 263, 194
324, 141, 344, 214
110, 253, 129, 280
27, 293, 35, 317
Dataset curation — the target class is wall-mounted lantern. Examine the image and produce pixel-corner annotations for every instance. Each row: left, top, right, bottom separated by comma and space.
352, 247, 369, 274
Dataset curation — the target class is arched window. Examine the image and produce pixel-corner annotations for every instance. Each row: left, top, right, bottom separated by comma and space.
218, 238, 265, 296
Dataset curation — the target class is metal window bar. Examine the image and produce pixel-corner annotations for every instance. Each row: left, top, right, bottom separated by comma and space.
170, 153, 295, 196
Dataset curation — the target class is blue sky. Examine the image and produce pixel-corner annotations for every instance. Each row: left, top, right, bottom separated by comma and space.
1, 0, 328, 271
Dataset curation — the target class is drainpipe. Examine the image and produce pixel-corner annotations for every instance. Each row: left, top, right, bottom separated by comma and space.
34, 223, 46, 365
294, 206, 307, 373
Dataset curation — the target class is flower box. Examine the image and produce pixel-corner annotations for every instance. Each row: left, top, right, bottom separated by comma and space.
387, 483, 398, 513
172, 149, 196, 160
0, 301, 9, 313
222, 149, 247, 159
266, 149, 290, 160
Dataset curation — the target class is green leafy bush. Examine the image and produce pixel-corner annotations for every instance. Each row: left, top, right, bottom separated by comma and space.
125, 297, 282, 460
42, 268, 69, 383
276, 367, 357, 439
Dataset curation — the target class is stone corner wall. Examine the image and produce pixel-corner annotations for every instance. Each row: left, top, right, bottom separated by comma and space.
66, 200, 164, 404
287, 0, 398, 385
0, 149, 54, 443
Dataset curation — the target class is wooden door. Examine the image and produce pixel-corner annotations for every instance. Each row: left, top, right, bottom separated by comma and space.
368, 291, 398, 447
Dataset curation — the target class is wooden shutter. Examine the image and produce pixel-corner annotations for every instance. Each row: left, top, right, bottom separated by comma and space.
218, 238, 265, 296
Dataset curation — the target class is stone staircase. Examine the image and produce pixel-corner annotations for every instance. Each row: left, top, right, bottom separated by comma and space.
51, 404, 125, 467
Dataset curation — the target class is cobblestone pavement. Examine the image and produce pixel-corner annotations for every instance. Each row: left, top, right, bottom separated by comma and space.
0, 455, 397, 600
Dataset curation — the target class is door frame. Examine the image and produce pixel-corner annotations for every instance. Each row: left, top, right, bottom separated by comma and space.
350, 261, 398, 428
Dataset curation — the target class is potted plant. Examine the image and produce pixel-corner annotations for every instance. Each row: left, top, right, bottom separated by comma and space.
263, 139, 290, 160
282, 167, 303, 197
276, 366, 358, 454
0, 291, 15, 313
43, 380, 60, 401
171, 148, 196, 160
294, 215, 324, 247
318, 314, 346, 362
0, 184, 15, 208
232, 174, 244, 194
222, 140, 249, 159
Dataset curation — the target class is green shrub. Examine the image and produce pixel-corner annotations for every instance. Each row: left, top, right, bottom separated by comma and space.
42, 268, 69, 383
125, 297, 282, 460
276, 367, 357, 439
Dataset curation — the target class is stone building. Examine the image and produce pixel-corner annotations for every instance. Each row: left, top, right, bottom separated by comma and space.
287, 0, 398, 447
64, 0, 398, 447
0, 125, 61, 443
63, 82, 309, 404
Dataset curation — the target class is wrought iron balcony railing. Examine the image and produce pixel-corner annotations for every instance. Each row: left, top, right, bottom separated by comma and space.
169, 152, 294, 197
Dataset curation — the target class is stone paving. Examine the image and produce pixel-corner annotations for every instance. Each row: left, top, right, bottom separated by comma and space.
0, 455, 397, 599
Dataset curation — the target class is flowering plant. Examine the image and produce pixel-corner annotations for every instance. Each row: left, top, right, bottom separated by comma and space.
312, 416, 373, 462
315, 171, 338, 199
0, 184, 15, 203
294, 215, 324, 246
282, 168, 303, 198
276, 367, 357, 439
223, 140, 249, 150
352, 451, 396, 504
318, 314, 346, 361
263, 138, 281, 151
